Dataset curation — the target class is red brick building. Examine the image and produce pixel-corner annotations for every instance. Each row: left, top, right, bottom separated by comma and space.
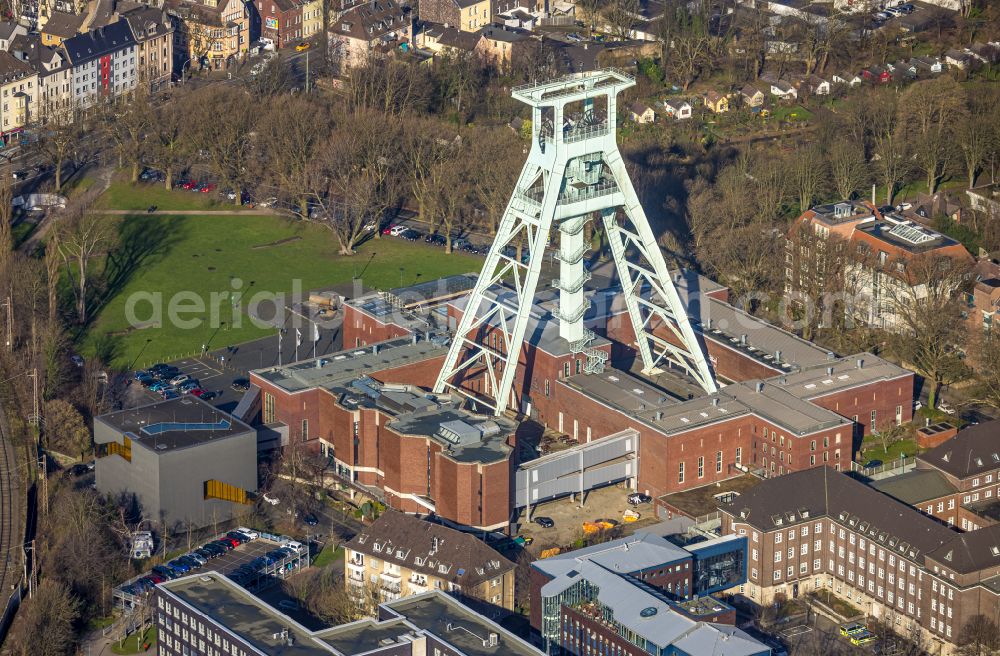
249, 268, 914, 531
720, 467, 1000, 654
254, 0, 303, 48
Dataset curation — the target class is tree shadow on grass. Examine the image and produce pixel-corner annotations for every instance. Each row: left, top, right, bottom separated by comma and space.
94, 214, 186, 321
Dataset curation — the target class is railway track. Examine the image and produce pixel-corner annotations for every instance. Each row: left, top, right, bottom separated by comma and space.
0, 424, 17, 598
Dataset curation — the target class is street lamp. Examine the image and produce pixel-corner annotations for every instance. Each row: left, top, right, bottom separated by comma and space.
180, 57, 194, 85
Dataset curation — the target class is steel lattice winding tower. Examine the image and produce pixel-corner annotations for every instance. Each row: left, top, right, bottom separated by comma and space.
433, 69, 718, 415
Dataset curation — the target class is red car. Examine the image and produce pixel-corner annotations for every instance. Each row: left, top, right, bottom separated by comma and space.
145, 574, 165, 584
382, 224, 396, 235
189, 387, 206, 397
199, 183, 216, 193
181, 180, 198, 190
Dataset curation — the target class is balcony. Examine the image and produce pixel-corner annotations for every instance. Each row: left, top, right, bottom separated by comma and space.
408, 576, 429, 592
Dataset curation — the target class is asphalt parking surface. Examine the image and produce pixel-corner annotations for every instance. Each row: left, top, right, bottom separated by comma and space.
200, 538, 280, 576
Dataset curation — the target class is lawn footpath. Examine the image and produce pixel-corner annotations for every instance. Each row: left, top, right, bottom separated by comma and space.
82, 213, 481, 368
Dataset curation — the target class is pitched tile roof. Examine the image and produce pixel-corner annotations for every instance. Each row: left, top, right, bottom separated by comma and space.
345, 511, 514, 588
918, 420, 1000, 480
62, 19, 135, 65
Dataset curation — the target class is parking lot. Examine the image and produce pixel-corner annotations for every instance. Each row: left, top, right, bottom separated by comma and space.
515, 484, 661, 550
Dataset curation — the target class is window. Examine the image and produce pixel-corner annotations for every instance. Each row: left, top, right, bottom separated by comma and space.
871, 409, 877, 431
263, 392, 275, 423
678, 462, 684, 483
716, 451, 722, 473
301, 419, 308, 441
735, 447, 742, 465
697, 456, 704, 478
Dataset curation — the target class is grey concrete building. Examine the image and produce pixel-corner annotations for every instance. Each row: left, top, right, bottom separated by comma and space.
95, 396, 257, 529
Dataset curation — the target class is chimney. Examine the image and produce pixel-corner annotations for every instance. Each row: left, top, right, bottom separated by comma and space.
755, 382, 765, 393
654, 411, 662, 421
372, 344, 379, 355
740, 334, 747, 345
826, 366, 834, 375
712, 397, 720, 407
774, 350, 781, 363
411, 333, 418, 345
856, 358, 864, 369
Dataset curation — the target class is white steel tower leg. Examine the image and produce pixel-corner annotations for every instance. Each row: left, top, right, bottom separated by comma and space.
434, 70, 717, 415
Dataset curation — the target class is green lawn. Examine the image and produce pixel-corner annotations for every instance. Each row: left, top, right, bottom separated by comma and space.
858, 438, 920, 465
312, 544, 344, 568
82, 215, 481, 368
98, 181, 243, 211
111, 626, 157, 655
770, 105, 814, 122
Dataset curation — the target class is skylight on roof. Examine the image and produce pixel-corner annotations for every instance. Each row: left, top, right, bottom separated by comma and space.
888, 222, 935, 245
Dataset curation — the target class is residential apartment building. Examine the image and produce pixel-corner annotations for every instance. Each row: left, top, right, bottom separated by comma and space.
419, 0, 490, 31
329, 0, 410, 68
62, 19, 137, 107
0, 51, 38, 144
720, 466, 1000, 654
39, 10, 84, 46
344, 511, 515, 611
9, 34, 73, 119
475, 23, 531, 68
166, 0, 249, 71
530, 533, 767, 656
301, 0, 323, 38
156, 574, 543, 656
254, 0, 303, 49
121, 5, 173, 89
787, 202, 974, 332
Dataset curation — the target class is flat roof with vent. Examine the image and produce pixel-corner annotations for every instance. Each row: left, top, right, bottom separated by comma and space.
96, 396, 252, 452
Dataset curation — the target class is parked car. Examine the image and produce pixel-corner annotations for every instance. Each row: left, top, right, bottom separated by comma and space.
198, 183, 216, 193
295, 42, 311, 51
236, 527, 259, 540
226, 531, 248, 545
161, 389, 179, 400
389, 225, 408, 236
181, 180, 199, 190
168, 559, 191, 573
627, 492, 652, 505
152, 565, 177, 580
938, 401, 956, 415
232, 378, 250, 392
169, 374, 191, 386
863, 459, 883, 470
133, 371, 154, 386
149, 380, 171, 393
70, 354, 84, 368
303, 513, 319, 526
179, 380, 200, 392
533, 516, 555, 528
195, 548, 216, 560
150, 365, 180, 380
262, 493, 280, 505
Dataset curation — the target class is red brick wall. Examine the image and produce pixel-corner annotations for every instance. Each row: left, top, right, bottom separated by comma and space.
807, 373, 914, 441
342, 304, 413, 350
560, 606, 648, 656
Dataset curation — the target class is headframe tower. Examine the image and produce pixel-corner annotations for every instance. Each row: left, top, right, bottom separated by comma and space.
433, 69, 717, 414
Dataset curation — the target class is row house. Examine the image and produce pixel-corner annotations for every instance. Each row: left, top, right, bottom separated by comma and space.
0, 51, 38, 144
62, 19, 137, 107
121, 5, 174, 89
39, 11, 84, 46
419, 0, 491, 32
329, 0, 411, 68
254, 0, 304, 49
301, 0, 323, 38
343, 511, 515, 611
9, 34, 73, 119
166, 0, 249, 71
720, 466, 1000, 654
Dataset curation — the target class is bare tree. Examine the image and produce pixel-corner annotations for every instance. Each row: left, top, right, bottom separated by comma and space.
150, 91, 191, 190
881, 253, 972, 409
604, 0, 639, 40
186, 86, 257, 205
789, 144, 827, 212
37, 103, 81, 193
5, 580, 80, 656
957, 615, 1000, 656
967, 329, 1000, 412
56, 190, 118, 324
100, 87, 153, 182
0, 163, 12, 274
956, 92, 999, 188
472, 127, 525, 234
828, 137, 869, 200
45, 230, 61, 325
898, 77, 965, 194
258, 95, 333, 216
